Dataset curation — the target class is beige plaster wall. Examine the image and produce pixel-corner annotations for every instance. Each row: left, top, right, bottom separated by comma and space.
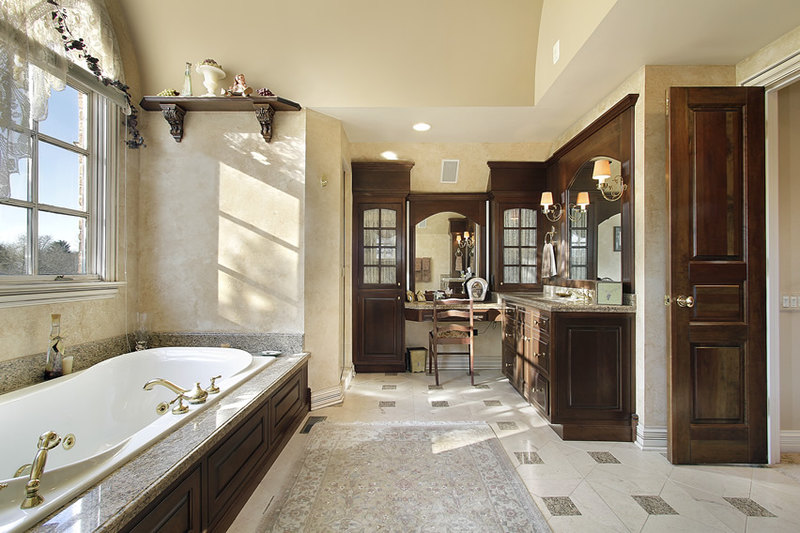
737, 24, 800, 84
137, 110, 306, 334
350, 143, 552, 192
778, 83, 800, 430
304, 110, 346, 392
535, 0, 617, 104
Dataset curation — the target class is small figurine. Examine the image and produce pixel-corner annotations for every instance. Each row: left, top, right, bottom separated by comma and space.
225, 73, 252, 96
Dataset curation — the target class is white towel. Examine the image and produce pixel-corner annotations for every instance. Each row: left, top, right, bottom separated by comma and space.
541, 242, 556, 278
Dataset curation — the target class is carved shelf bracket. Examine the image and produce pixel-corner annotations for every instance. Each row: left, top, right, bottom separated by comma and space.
254, 104, 276, 143
160, 104, 186, 142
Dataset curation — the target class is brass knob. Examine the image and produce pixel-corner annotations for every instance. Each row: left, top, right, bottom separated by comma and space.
676, 295, 695, 308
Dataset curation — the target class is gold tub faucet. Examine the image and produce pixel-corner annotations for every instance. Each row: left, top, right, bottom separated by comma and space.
20, 431, 61, 509
143, 378, 208, 404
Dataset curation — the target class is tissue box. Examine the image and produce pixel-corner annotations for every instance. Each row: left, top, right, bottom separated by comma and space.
596, 281, 623, 305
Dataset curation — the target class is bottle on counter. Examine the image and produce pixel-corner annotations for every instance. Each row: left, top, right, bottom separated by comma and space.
44, 313, 64, 380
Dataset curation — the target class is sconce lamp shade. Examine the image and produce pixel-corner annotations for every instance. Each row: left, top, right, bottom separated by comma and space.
540, 191, 554, 207
592, 159, 611, 183
576, 191, 590, 208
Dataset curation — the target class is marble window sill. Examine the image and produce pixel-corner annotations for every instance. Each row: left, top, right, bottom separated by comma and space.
0, 280, 126, 309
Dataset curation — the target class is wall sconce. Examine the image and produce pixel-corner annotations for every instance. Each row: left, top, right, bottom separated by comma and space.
540, 191, 563, 222
592, 159, 627, 201
455, 231, 474, 257
568, 191, 590, 222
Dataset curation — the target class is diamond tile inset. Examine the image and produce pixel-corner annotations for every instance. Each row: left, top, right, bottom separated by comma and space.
299, 416, 327, 434
588, 451, 621, 464
431, 400, 449, 407
379, 401, 396, 408
723, 497, 777, 517
473, 384, 491, 389
632, 495, 678, 515
484, 400, 502, 407
497, 421, 519, 431
428, 385, 443, 390
382, 385, 397, 390
542, 496, 581, 516
514, 451, 544, 464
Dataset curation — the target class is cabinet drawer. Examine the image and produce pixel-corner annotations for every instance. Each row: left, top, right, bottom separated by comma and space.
271, 370, 306, 445
529, 311, 550, 338
529, 368, 550, 418
529, 338, 549, 374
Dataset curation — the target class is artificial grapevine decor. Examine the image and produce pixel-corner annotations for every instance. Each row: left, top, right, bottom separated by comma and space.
47, 0, 145, 148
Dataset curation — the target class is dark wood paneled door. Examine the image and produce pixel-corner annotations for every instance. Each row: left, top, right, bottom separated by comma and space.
353, 199, 406, 372
667, 86, 766, 464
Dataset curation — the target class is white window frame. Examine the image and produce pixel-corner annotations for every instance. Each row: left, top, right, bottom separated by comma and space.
0, 74, 124, 308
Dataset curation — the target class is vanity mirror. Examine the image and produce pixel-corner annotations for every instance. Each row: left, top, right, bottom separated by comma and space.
566, 157, 623, 282
407, 193, 488, 294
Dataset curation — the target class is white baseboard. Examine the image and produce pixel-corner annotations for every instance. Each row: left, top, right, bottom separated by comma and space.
781, 430, 800, 453
311, 384, 343, 410
432, 354, 502, 371
635, 425, 668, 453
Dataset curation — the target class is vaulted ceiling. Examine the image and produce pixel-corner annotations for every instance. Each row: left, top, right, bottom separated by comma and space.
115, 0, 800, 142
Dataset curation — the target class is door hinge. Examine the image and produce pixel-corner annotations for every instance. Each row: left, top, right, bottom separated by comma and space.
665, 97, 669, 116
664, 294, 671, 306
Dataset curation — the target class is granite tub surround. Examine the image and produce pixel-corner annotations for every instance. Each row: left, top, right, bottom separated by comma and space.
0, 334, 132, 395
147, 331, 304, 355
30, 353, 309, 532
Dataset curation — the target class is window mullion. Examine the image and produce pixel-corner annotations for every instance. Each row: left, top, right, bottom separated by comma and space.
30, 122, 39, 276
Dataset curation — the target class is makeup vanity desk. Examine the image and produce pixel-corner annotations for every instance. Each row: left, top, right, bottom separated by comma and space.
499, 292, 636, 442
403, 300, 502, 322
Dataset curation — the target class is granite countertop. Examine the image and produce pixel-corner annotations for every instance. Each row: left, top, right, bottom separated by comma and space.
32, 353, 310, 532
499, 292, 636, 313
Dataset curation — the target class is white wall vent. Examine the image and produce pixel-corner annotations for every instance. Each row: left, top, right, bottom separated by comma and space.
441, 159, 459, 183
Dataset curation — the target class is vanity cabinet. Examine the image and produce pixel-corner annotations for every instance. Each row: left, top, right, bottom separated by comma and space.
502, 298, 634, 441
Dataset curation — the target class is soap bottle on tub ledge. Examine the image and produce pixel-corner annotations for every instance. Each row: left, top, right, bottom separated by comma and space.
44, 313, 66, 380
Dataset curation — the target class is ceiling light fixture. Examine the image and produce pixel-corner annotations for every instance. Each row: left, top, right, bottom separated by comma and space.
412, 122, 431, 132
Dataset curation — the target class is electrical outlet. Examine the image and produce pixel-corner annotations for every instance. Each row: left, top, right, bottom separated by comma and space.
792, 296, 799, 308
784, 295, 791, 308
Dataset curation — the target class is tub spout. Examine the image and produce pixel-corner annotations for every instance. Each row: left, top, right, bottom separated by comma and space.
20, 431, 61, 509
143, 378, 208, 404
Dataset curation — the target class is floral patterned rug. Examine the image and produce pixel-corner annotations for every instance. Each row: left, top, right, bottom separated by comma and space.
262, 422, 550, 532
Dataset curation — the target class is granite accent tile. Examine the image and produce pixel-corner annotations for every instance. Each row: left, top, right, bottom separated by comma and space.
473, 384, 491, 389
632, 495, 678, 515
428, 385, 443, 390
723, 497, 777, 517
588, 451, 621, 464
542, 496, 581, 516
431, 401, 449, 407
497, 421, 519, 431
299, 416, 327, 434
483, 400, 502, 406
382, 385, 397, 390
379, 401, 396, 408
148, 331, 304, 355
514, 451, 544, 464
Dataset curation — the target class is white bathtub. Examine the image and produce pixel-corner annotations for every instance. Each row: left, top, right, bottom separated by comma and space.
0, 347, 275, 532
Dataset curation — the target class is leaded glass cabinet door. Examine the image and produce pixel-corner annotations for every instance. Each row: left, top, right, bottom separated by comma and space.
496, 204, 540, 290
353, 199, 405, 372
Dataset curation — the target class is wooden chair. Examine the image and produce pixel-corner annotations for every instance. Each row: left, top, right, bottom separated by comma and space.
428, 297, 475, 386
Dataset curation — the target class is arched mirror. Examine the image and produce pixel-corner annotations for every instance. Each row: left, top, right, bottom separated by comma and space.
414, 212, 479, 293
407, 194, 488, 295
566, 157, 623, 282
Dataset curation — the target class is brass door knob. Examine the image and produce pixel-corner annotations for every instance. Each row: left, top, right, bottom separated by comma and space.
676, 295, 695, 308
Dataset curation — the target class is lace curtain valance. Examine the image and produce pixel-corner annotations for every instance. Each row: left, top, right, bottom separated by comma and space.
0, 0, 124, 198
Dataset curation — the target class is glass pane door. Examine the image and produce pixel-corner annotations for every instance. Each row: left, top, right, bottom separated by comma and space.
502, 207, 537, 284
362, 207, 399, 285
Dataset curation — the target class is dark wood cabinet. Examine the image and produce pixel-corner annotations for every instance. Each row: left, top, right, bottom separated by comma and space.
352, 162, 412, 373
502, 299, 634, 441
122, 364, 309, 533
487, 162, 548, 292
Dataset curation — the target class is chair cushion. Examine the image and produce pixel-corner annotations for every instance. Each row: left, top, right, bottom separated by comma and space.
435, 329, 469, 338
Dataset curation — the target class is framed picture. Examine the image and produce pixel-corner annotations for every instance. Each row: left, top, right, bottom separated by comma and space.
613, 226, 622, 252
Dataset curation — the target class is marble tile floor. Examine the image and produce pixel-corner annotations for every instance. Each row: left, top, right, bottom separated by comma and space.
229, 371, 800, 533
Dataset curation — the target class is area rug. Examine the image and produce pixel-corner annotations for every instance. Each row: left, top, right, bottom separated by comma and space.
262, 422, 550, 532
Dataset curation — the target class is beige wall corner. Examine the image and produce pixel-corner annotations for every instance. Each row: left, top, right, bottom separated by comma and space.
137, 110, 306, 333
350, 143, 551, 193
304, 110, 347, 393
737, 24, 800, 84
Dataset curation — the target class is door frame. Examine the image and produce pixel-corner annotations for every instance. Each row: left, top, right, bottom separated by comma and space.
743, 52, 800, 464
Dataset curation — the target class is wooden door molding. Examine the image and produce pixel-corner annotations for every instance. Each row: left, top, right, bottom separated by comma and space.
667, 86, 767, 464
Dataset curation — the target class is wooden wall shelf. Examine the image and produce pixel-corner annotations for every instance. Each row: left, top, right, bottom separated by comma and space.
139, 95, 302, 143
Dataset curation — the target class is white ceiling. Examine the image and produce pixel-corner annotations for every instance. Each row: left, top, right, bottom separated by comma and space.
117, 0, 800, 143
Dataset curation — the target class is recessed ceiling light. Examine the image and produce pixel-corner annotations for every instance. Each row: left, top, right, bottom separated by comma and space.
381, 151, 399, 160
412, 122, 431, 132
